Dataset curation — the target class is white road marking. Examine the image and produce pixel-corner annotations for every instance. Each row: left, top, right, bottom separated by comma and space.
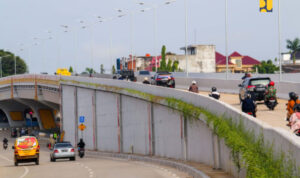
0, 154, 30, 178
19, 167, 29, 178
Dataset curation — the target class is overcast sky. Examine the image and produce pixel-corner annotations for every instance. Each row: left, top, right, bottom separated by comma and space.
0, 0, 299, 74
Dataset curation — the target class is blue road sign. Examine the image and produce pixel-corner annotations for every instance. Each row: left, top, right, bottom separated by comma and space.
79, 116, 85, 123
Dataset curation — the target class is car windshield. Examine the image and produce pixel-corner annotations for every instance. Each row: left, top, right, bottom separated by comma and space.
250, 79, 270, 86
55, 143, 72, 148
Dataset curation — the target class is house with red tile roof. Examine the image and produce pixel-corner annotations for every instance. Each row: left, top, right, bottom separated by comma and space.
216, 51, 260, 73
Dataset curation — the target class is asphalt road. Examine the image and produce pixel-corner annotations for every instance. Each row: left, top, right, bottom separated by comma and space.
0, 140, 191, 178
196, 91, 290, 131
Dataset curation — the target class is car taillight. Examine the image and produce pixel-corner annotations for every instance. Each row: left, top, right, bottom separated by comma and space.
170, 77, 174, 80
247, 85, 255, 91
54, 149, 59, 153
156, 78, 161, 81
71, 148, 75, 152
14, 149, 18, 154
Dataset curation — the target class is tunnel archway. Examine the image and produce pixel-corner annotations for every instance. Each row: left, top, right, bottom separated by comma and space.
0, 109, 8, 123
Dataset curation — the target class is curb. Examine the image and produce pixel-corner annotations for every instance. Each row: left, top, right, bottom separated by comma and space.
86, 151, 209, 178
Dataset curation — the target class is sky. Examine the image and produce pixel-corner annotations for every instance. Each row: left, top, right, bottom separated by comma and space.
0, 0, 299, 74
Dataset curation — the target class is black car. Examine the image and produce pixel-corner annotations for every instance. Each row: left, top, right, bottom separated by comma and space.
151, 71, 175, 88
113, 70, 137, 82
238, 77, 271, 102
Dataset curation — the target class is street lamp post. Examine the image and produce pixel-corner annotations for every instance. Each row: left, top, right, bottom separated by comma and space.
225, 0, 229, 80
139, 0, 176, 72
184, 0, 188, 76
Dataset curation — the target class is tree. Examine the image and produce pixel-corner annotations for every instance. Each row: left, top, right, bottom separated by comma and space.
159, 45, 167, 71
85, 68, 95, 75
286, 38, 300, 64
69, 66, 73, 73
100, 64, 105, 74
166, 60, 172, 72
111, 65, 116, 74
252, 60, 279, 74
0, 50, 27, 77
171, 60, 179, 72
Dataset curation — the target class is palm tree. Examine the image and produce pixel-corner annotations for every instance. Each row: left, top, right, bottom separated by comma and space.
286, 38, 300, 64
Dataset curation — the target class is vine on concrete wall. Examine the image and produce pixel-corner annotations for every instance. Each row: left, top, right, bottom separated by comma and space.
61, 79, 299, 177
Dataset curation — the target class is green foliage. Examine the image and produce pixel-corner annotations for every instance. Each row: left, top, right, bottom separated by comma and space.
253, 60, 279, 74
100, 64, 105, 74
112, 65, 116, 74
85, 67, 95, 74
59, 78, 300, 177
0, 50, 27, 77
159, 45, 167, 71
286, 38, 300, 64
171, 60, 179, 72
166, 60, 172, 71
69, 66, 73, 73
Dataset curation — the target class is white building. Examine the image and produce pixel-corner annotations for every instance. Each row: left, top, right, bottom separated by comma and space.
166, 45, 216, 73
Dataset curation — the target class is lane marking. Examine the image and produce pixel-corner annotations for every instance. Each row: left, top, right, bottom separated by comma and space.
19, 167, 29, 178
0, 154, 30, 178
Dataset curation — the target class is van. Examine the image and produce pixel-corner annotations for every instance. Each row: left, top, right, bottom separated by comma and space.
13, 136, 40, 166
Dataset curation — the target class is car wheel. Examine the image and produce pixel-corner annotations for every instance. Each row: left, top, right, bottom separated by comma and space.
35, 159, 39, 165
14, 161, 18, 166
70, 157, 75, 161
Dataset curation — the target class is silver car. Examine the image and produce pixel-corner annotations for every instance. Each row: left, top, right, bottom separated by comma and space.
50, 142, 75, 162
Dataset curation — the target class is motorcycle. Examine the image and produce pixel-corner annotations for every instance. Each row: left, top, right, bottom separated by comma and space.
3, 143, 8, 150
78, 147, 85, 158
265, 97, 277, 110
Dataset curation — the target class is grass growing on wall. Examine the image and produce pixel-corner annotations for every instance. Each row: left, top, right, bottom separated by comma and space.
62, 79, 299, 177
125, 90, 300, 178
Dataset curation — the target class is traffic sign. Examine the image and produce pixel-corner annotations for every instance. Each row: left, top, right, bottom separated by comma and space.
79, 116, 85, 123
78, 124, 86, 131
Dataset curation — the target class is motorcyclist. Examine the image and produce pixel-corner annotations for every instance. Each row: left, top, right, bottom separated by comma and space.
189, 81, 198, 93
77, 138, 85, 149
265, 81, 277, 103
289, 104, 300, 136
241, 93, 257, 117
209, 87, 220, 100
287, 92, 300, 125
143, 77, 150, 84
3, 137, 8, 148
242, 72, 252, 80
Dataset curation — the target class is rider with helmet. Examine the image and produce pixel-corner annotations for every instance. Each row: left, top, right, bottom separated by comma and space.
189, 81, 198, 93
265, 81, 277, 102
242, 93, 257, 117
242, 72, 252, 80
209, 87, 220, 100
143, 77, 150, 84
289, 104, 300, 135
287, 92, 300, 124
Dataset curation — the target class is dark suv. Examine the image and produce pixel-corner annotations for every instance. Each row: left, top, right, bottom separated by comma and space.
238, 77, 271, 102
151, 71, 175, 88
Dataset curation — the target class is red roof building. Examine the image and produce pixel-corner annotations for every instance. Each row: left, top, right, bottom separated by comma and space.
216, 51, 260, 73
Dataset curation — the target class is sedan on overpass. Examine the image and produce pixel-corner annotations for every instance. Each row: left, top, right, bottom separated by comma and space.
50, 142, 75, 162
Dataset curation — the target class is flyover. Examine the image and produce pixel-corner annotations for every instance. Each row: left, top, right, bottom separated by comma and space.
1, 74, 300, 177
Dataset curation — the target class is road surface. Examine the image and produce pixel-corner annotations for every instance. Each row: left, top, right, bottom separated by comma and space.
196, 91, 290, 131
0, 140, 191, 178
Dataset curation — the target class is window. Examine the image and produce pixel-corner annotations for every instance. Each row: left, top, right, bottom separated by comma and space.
236, 59, 242, 67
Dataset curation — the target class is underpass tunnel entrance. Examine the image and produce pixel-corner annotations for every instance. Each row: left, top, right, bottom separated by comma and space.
0, 109, 8, 123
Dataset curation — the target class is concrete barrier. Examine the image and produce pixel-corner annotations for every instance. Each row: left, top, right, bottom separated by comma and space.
60, 76, 300, 177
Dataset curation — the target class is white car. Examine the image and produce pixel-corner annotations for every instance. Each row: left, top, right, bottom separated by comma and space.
50, 142, 75, 162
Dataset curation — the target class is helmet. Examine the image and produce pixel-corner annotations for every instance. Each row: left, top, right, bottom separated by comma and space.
294, 104, 300, 112
192, 80, 196, 85
269, 81, 275, 86
246, 93, 252, 98
144, 77, 148, 81
247, 73, 252, 77
80, 138, 83, 142
212, 87, 217, 92
289, 92, 297, 100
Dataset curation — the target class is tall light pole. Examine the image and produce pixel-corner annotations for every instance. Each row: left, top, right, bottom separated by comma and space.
139, 0, 176, 72
278, 0, 282, 81
225, 0, 229, 80
184, 0, 188, 76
